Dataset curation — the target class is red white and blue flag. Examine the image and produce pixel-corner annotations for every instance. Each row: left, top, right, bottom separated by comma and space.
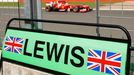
87, 49, 121, 75
4, 36, 24, 54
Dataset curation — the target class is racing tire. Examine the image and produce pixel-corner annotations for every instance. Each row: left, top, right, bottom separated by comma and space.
45, 6, 52, 12
73, 6, 79, 12
89, 9, 93, 11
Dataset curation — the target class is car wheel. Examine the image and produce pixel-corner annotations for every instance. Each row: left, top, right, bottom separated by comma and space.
89, 9, 93, 11
45, 6, 52, 12
73, 6, 79, 12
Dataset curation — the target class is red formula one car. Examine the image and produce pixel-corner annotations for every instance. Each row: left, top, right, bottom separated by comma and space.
45, 0, 92, 12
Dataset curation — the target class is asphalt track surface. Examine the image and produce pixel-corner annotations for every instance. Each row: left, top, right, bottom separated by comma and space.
0, 8, 134, 47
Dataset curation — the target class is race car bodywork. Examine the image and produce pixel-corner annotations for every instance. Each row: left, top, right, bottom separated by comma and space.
45, 0, 92, 12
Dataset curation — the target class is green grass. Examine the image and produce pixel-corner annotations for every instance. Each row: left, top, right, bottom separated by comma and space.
42, 2, 96, 8
0, 2, 23, 7
0, 2, 49, 8
0, 2, 114, 8
30, 2, 96, 8
42, 2, 46, 7
43, 2, 107, 8
0, 2, 96, 8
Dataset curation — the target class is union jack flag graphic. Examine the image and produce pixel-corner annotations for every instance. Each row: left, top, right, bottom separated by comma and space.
4, 36, 24, 54
87, 49, 121, 75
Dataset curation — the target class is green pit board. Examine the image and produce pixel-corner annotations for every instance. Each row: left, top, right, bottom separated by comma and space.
2, 27, 130, 75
